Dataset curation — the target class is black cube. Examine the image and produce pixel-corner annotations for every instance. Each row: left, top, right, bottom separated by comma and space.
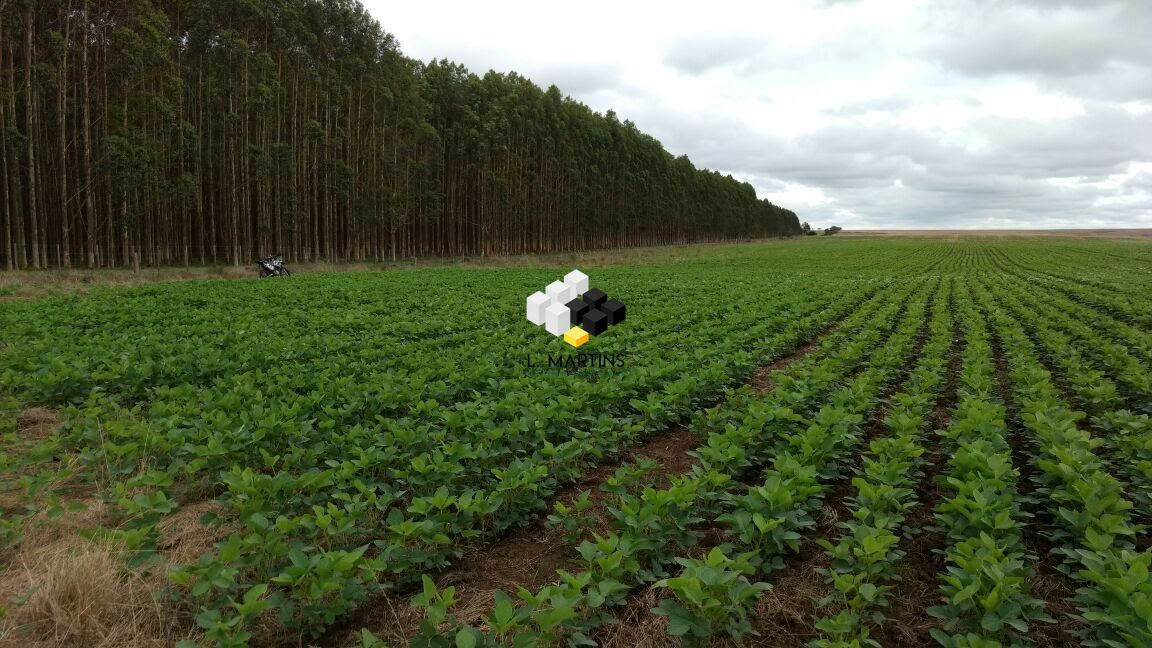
581, 309, 608, 336
601, 299, 626, 325
583, 288, 608, 309
566, 298, 590, 325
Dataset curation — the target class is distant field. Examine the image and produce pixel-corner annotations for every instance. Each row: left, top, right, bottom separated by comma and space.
1, 238, 1150, 647
846, 228, 1152, 239
4, 231, 1151, 300
0, 239, 798, 300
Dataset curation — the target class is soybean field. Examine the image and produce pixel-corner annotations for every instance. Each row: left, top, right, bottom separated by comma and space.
1, 238, 1151, 648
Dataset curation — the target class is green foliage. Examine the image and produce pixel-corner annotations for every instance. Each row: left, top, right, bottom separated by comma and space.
810, 279, 953, 647
546, 490, 596, 544
974, 274, 1152, 646
927, 533, 1053, 636
3, 240, 1152, 647
652, 547, 769, 646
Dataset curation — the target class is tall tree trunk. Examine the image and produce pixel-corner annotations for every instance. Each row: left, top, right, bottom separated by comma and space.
58, 2, 71, 267
6, 42, 27, 269
82, 0, 96, 268
121, 93, 130, 270
229, 88, 239, 265
0, 18, 12, 271
25, 6, 41, 268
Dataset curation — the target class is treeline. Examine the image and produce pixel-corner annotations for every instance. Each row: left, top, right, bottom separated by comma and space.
0, 0, 801, 269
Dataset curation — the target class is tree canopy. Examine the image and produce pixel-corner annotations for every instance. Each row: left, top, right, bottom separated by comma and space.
1, 0, 801, 269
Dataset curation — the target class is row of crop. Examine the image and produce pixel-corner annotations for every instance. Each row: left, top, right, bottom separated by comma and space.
403, 279, 933, 647
984, 254, 1152, 366
2, 263, 895, 413
404, 284, 930, 645
652, 291, 932, 645
0, 269, 637, 402
1025, 243, 1152, 277
2, 267, 798, 435
44, 285, 765, 477
0, 276, 875, 645
930, 244, 990, 273
5, 275, 851, 515
926, 278, 1052, 646
172, 282, 902, 645
990, 255, 1152, 333
807, 276, 954, 646
980, 280, 1152, 519
981, 265, 1152, 405
1091, 411, 1152, 519
990, 272, 1152, 409
0, 274, 510, 404
589, 275, 936, 645
391, 285, 921, 646
940, 244, 1010, 275
999, 245, 1152, 298
973, 283, 1152, 647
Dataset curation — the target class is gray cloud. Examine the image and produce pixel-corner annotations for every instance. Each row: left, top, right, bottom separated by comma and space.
530, 64, 621, 95
622, 97, 1151, 229
664, 34, 766, 75
925, 0, 1151, 79
1045, 62, 1152, 102
375, 0, 1152, 229
964, 109, 1151, 178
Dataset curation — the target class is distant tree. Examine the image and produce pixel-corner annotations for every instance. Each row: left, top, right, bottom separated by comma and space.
822, 226, 843, 236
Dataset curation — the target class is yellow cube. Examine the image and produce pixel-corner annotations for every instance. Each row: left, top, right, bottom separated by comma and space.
563, 326, 589, 348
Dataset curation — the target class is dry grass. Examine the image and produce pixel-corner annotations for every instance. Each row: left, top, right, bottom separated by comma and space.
0, 497, 230, 648
153, 501, 232, 558
739, 564, 827, 647
5, 497, 112, 554
155, 501, 233, 567
594, 586, 678, 648
1, 400, 236, 648
15, 408, 60, 443
446, 587, 499, 633
349, 592, 425, 647
0, 539, 169, 648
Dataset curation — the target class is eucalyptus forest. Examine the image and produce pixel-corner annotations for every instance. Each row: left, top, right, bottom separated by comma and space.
0, 0, 801, 270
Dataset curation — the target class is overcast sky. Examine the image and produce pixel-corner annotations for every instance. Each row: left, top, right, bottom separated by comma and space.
363, 0, 1151, 229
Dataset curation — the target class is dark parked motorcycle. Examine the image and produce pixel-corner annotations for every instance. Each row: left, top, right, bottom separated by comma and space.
256, 254, 291, 277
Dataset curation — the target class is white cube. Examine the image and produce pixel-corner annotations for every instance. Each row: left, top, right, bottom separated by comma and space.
544, 302, 571, 336
563, 269, 589, 295
545, 280, 574, 305
526, 291, 551, 325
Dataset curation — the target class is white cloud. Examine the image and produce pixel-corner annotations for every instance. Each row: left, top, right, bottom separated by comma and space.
362, 0, 1152, 228
762, 182, 836, 208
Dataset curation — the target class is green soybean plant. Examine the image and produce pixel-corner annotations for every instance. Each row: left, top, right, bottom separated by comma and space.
652, 546, 770, 646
